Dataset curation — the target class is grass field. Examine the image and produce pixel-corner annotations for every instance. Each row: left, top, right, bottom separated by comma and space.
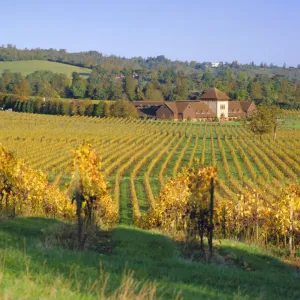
0, 60, 91, 78
0, 217, 299, 299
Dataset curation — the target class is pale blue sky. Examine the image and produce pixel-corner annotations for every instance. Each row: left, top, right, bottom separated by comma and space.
1, 0, 299, 66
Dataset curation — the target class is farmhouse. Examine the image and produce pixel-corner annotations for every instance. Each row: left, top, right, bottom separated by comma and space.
156, 101, 215, 121
132, 88, 256, 121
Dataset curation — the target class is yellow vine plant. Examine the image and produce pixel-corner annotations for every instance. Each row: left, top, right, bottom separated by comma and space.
71, 143, 118, 228
138, 165, 217, 240
0, 144, 74, 219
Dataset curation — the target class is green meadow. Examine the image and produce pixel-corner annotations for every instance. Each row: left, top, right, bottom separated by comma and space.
0, 60, 91, 78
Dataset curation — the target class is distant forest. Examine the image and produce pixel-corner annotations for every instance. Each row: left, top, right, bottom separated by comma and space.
0, 45, 300, 109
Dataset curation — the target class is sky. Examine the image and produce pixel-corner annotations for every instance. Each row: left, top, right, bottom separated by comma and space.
1, 0, 299, 66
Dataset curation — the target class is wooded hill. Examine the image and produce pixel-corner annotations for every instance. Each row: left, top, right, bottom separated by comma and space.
0, 45, 300, 109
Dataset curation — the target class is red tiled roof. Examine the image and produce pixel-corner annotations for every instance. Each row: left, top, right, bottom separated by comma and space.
200, 88, 230, 101
175, 102, 190, 113
164, 102, 178, 113
189, 102, 215, 117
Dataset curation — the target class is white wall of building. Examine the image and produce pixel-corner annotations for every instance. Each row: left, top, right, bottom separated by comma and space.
216, 101, 228, 118
212, 62, 220, 68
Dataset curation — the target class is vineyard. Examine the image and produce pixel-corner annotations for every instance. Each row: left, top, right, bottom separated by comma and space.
1, 111, 299, 226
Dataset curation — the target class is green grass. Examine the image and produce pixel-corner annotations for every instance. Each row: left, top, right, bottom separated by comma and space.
119, 178, 132, 225
285, 119, 300, 129
0, 217, 299, 299
0, 60, 91, 78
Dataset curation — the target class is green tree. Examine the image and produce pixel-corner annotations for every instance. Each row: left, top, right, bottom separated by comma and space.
12, 75, 30, 96
36, 80, 60, 98
295, 84, 300, 106
236, 89, 249, 100
174, 77, 189, 100
136, 86, 145, 100
201, 71, 214, 87
236, 72, 248, 89
124, 75, 137, 100
109, 79, 123, 100
0, 70, 13, 93
109, 100, 138, 118
95, 101, 105, 117
71, 72, 87, 99
248, 81, 262, 100
51, 73, 70, 97
244, 105, 282, 141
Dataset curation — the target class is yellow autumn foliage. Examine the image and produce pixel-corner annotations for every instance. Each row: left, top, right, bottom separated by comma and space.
71, 143, 118, 227
138, 166, 217, 235
0, 144, 74, 219
214, 184, 300, 247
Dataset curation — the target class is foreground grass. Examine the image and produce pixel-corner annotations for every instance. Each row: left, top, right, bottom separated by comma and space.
0, 218, 299, 299
0, 60, 91, 78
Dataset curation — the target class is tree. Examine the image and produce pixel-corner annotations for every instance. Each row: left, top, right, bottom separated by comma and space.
161, 77, 174, 100
61, 100, 71, 115
236, 72, 248, 89
71, 72, 87, 99
174, 77, 189, 100
249, 81, 262, 99
124, 75, 137, 100
109, 100, 138, 118
201, 71, 214, 87
295, 84, 300, 106
95, 101, 105, 117
51, 73, 70, 97
244, 105, 282, 141
109, 79, 123, 100
136, 86, 145, 100
144, 83, 154, 100
104, 102, 111, 117
0, 70, 13, 93
235, 88, 248, 100
36, 80, 60, 98
12, 76, 30, 96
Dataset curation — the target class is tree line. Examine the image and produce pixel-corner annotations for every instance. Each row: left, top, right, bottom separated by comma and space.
0, 94, 138, 118
1, 67, 300, 109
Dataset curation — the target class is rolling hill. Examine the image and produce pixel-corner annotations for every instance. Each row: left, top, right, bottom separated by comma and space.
0, 60, 91, 78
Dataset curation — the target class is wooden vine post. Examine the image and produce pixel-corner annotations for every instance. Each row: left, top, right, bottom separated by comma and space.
289, 202, 294, 256
208, 177, 215, 261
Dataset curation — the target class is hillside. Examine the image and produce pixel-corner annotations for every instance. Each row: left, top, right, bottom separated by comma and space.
0, 217, 298, 299
0, 48, 300, 108
0, 60, 91, 78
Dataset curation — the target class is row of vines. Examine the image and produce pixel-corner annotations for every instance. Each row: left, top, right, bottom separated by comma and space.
0, 111, 299, 249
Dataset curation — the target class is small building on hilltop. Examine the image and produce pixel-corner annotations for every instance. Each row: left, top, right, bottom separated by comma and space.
131, 88, 256, 121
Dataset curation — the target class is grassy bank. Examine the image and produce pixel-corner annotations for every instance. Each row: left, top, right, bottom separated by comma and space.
0, 217, 299, 299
